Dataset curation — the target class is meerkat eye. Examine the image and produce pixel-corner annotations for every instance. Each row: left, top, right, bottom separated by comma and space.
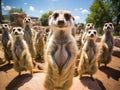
5, 25, 7, 27
18, 29, 21, 31
105, 24, 107, 27
88, 31, 91, 34
28, 18, 31, 21
13, 29, 15, 32
109, 24, 112, 27
87, 24, 90, 26
94, 31, 96, 35
64, 13, 71, 21
54, 13, 59, 19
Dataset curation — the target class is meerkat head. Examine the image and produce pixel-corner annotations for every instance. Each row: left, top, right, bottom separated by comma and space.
11, 27, 24, 38
85, 23, 94, 31
23, 17, 32, 25
103, 23, 114, 32
86, 29, 97, 41
1, 24, 10, 32
49, 10, 75, 32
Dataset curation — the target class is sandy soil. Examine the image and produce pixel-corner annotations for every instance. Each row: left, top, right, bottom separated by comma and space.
0, 43, 120, 90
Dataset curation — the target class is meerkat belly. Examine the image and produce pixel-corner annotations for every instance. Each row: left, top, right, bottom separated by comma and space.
54, 44, 68, 67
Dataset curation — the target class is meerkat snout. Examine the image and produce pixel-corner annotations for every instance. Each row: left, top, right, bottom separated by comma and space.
103, 23, 114, 32
49, 10, 75, 29
23, 17, 32, 24
85, 23, 94, 30
86, 29, 97, 40
11, 27, 24, 37
1, 24, 10, 30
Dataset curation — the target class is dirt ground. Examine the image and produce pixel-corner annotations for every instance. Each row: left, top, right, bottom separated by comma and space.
0, 42, 120, 90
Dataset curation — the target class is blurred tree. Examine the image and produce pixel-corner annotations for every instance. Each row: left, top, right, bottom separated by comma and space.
86, 0, 120, 34
106, 0, 120, 34
0, 0, 2, 23
86, 0, 111, 28
40, 11, 52, 26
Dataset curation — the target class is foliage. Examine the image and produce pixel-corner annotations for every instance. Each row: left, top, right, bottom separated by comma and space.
8, 8, 25, 14
2, 8, 25, 23
86, 0, 120, 35
40, 11, 53, 26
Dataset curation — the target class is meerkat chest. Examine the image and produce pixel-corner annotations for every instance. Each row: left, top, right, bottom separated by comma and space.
103, 34, 114, 49
24, 27, 32, 40
13, 39, 25, 59
86, 42, 96, 61
54, 44, 68, 67
2, 32, 10, 47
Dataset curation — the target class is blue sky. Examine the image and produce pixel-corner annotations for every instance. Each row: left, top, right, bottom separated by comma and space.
2, 0, 93, 23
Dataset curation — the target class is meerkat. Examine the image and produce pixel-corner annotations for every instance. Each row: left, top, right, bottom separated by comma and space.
34, 30, 45, 62
23, 17, 36, 59
97, 23, 114, 67
1, 24, 13, 64
11, 27, 43, 75
77, 29, 98, 78
44, 10, 78, 90
81, 23, 95, 46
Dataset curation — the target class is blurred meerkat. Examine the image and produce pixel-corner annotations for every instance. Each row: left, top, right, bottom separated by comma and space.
1, 24, 13, 64
23, 17, 36, 59
11, 27, 42, 75
34, 30, 44, 62
77, 29, 98, 78
44, 10, 78, 90
97, 23, 114, 67
81, 23, 95, 45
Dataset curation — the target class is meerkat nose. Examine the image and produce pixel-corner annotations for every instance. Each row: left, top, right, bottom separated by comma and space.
2, 27, 5, 29
90, 34, 94, 37
58, 20, 65, 26
15, 32, 18, 35
107, 27, 110, 29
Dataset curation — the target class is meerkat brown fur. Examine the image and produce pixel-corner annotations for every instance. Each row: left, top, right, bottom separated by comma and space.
44, 10, 78, 90
77, 29, 98, 78
23, 17, 36, 59
11, 27, 42, 75
97, 23, 114, 67
1, 24, 13, 64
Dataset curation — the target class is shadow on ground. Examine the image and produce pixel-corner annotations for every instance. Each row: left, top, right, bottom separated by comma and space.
6, 74, 32, 90
99, 66, 120, 81
80, 76, 106, 90
0, 63, 13, 72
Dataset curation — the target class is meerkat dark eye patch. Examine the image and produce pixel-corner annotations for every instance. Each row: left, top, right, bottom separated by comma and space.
94, 31, 96, 35
13, 29, 15, 32
54, 13, 59, 19
88, 31, 91, 34
109, 24, 112, 27
87, 24, 90, 26
105, 24, 107, 27
28, 18, 30, 21
5, 25, 7, 27
64, 13, 71, 21
18, 29, 21, 31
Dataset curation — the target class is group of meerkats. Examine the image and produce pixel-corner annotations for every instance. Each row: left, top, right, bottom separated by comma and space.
0, 10, 114, 90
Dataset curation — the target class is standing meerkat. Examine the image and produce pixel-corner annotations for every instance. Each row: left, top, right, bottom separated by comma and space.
77, 29, 98, 78
34, 30, 45, 62
81, 23, 95, 45
1, 24, 13, 64
23, 17, 36, 59
44, 10, 78, 90
97, 23, 114, 67
11, 27, 42, 75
